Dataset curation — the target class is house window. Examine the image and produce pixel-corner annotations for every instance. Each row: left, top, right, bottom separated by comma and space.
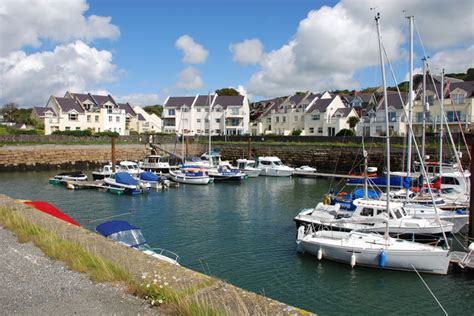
87, 115, 91, 122
76, 127, 80, 131
311, 114, 320, 120
168, 109, 176, 116
231, 108, 240, 115
116, 116, 120, 122
388, 112, 397, 122
205, 129, 209, 134
65, 126, 71, 130
68, 113, 77, 121
215, 118, 220, 123
282, 117, 286, 123
197, 108, 201, 112
427, 95, 435, 105
376, 126, 382, 134
447, 111, 462, 122
182, 107, 189, 112
205, 108, 209, 112
205, 119, 209, 123
215, 107, 222, 112
276, 117, 279, 123
309, 127, 314, 133
416, 112, 423, 123
294, 116, 298, 122
95, 115, 99, 123
197, 129, 202, 134
197, 119, 201, 123
109, 116, 112, 122
317, 127, 323, 134
267, 117, 271, 123
215, 129, 221, 134
452, 93, 465, 105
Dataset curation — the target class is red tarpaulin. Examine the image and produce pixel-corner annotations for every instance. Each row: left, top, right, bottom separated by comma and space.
23, 201, 80, 227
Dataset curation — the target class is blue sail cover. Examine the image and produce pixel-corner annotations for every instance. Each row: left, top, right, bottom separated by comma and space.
352, 188, 380, 199
96, 220, 140, 237
115, 172, 138, 185
139, 172, 160, 182
347, 176, 412, 188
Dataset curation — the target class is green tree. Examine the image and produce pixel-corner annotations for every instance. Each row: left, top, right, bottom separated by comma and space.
347, 116, 360, 130
215, 88, 240, 96
143, 105, 163, 117
295, 91, 306, 96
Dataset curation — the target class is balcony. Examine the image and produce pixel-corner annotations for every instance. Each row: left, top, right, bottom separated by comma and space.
225, 109, 245, 117
106, 108, 122, 114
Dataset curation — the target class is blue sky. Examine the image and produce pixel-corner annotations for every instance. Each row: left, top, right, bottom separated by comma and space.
1, 0, 472, 106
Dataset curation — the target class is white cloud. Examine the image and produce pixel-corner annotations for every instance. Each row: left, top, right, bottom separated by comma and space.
245, 0, 473, 97
175, 35, 209, 64
0, 0, 119, 55
176, 66, 204, 90
0, 41, 117, 106
117, 93, 161, 106
229, 39, 263, 66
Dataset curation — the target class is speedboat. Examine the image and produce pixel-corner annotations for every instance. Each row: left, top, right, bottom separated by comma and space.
296, 222, 451, 275
137, 171, 163, 189
118, 161, 141, 176
104, 172, 149, 194
236, 159, 261, 178
169, 167, 213, 185
54, 171, 87, 181
295, 166, 317, 173
256, 156, 294, 177
208, 164, 247, 182
92, 164, 114, 180
96, 220, 179, 265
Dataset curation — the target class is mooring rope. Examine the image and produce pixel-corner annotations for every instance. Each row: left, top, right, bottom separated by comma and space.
411, 264, 448, 315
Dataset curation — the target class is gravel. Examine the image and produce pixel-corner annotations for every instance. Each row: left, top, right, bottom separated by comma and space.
0, 226, 158, 315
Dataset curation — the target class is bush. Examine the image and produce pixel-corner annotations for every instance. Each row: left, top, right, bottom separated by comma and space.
291, 129, 302, 136
335, 129, 355, 136
52, 129, 93, 136
7, 128, 42, 135
94, 131, 120, 137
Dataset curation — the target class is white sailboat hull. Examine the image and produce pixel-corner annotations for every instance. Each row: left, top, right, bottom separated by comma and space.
298, 231, 451, 275
169, 171, 211, 185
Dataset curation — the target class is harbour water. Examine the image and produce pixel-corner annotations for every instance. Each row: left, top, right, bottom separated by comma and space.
1, 171, 472, 314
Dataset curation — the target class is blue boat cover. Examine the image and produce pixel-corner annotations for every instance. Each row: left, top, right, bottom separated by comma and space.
347, 176, 412, 188
139, 171, 159, 182
115, 172, 138, 185
352, 188, 380, 199
96, 220, 140, 237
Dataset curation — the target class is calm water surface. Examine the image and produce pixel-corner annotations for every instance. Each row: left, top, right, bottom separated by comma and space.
1, 171, 473, 315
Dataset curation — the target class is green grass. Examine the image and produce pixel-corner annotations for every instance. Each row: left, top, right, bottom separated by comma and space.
0, 205, 252, 315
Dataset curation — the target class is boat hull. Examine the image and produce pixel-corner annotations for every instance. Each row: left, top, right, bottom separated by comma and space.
298, 237, 450, 275
259, 168, 293, 177
169, 171, 211, 185
243, 169, 261, 178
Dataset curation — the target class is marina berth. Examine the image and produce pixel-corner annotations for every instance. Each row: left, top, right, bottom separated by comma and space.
256, 156, 295, 177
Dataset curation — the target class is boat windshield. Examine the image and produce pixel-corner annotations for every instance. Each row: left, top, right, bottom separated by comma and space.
108, 229, 147, 248
247, 162, 255, 168
273, 160, 282, 166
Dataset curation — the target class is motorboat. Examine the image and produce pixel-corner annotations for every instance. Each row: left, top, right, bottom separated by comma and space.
92, 164, 114, 180
184, 151, 224, 169
118, 161, 141, 176
104, 172, 149, 194
256, 156, 294, 177
54, 171, 87, 181
236, 159, 261, 178
295, 166, 317, 173
137, 171, 163, 189
208, 164, 247, 182
296, 222, 451, 275
96, 220, 179, 265
294, 198, 454, 238
139, 155, 171, 175
169, 167, 213, 185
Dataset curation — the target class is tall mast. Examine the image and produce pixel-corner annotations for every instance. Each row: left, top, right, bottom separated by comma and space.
421, 57, 427, 166
406, 15, 414, 200
439, 70, 444, 180
208, 93, 213, 167
375, 13, 390, 211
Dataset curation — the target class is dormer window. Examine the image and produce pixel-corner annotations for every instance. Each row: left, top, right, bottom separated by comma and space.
452, 93, 465, 105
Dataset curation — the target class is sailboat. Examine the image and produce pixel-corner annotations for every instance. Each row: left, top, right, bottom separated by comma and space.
296, 13, 451, 274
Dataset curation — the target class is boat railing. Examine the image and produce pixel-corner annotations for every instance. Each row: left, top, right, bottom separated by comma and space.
150, 247, 180, 262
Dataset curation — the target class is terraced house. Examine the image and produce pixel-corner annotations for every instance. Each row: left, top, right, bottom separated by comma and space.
32, 92, 162, 135
412, 80, 474, 135
162, 94, 250, 136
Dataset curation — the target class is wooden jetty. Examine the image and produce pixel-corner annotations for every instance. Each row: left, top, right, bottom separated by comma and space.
450, 244, 474, 270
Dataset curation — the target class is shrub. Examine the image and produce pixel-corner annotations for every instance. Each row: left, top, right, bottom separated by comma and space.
94, 131, 120, 137
291, 129, 302, 136
7, 128, 42, 135
335, 129, 355, 136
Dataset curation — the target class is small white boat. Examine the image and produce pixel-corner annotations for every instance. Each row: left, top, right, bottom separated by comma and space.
256, 156, 294, 177
92, 164, 114, 180
96, 220, 179, 265
236, 159, 261, 178
295, 165, 317, 173
54, 171, 87, 181
104, 172, 148, 194
169, 168, 212, 185
296, 221, 451, 275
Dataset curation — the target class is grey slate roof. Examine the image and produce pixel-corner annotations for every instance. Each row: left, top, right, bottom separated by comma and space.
332, 107, 354, 118
165, 96, 196, 108
194, 95, 213, 107
416, 80, 474, 100
305, 97, 333, 113
138, 114, 146, 121
118, 103, 136, 116
70, 93, 116, 107
55, 97, 84, 113
33, 106, 56, 116
286, 95, 305, 106
377, 92, 408, 110
213, 95, 244, 108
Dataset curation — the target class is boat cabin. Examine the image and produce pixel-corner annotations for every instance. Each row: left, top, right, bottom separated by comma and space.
256, 156, 285, 168
237, 159, 256, 169
352, 199, 408, 220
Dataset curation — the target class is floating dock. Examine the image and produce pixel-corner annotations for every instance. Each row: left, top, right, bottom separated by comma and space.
450, 250, 474, 270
